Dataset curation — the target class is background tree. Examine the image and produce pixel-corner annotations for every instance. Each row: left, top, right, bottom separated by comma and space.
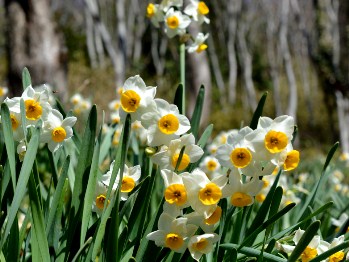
5, 0, 67, 99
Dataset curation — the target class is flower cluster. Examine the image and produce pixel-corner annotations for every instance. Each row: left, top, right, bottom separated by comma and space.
92, 161, 141, 215
147, 0, 210, 53
70, 93, 92, 117
2, 85, 77, 157
276, 228, 349, 261
96, 75, 301, 260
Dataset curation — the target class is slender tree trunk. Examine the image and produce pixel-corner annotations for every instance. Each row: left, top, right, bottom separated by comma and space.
227, 0, 240, 105
264, 1, 282, 115
279, 0, 297, 120
237, 16, 257, 112
5, 0, 67, 100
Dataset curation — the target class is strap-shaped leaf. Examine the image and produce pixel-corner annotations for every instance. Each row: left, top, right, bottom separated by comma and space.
1, 103, 16, 189
220, 243, 286, 262
296, 142, 338, 221
0, 126, 40, 251
174, 83, 184, 115
46, 156, 70, 235
91, 114, 131, 260
28, 172, 50, 261
22, 67, 32, 90
190, 85, 205, 139
81, 128, 102, 246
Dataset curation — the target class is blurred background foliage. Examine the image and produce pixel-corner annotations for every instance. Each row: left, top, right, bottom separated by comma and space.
0, 0, 348, 161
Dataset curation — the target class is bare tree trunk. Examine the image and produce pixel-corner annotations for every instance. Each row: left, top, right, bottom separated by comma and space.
5, 0, 67, 100
336, 91, 349, 154
237, 14, 257, 112
292, 0, 314, 124
279, 0, 297, 120
84, 0, 123, 86
85, 7, 98, 68
132, 0, 147, 62
116, 0, 127, 81
151, 29, 167, 78
207, 29, 225, 105
227, 0, 240, 105
263, 1, 283, 115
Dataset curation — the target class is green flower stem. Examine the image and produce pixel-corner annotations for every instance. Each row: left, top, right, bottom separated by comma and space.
180, 42, 186, 114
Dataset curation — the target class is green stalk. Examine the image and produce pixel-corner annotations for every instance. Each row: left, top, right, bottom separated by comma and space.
180, 43, 186, 115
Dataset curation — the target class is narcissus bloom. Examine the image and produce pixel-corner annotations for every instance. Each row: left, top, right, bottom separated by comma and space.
276, 228, 323, 261
119, 75, 157, 122
147, 212, 198, 253
185, 205, 222, 233
0, 86, 8, 100
187, 33, 209, 53
41, 109, 77, 152
246, 115, 295, 162
222, 170, 263, 207
182, 168, 226, 218
216, 127, 255, 170
146, 3, 163, 27
21, 85, 52, 125
164, 8, 191, 38
161, 169, 189, 207
199, 156, 222, 180
188, 233, 219, 261
92, 181, 110, 216
101, 161, 141, 201
3, 98, 25, 142
184, 0, 210, 24
141, 98, 190, 146
152, 133, 204, 171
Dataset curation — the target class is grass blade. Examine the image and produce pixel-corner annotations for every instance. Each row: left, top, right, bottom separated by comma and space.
174, 84, 184, 114
81, 129, 102, 246
189, 85, 205, 139
1, 103, 17, 189
296, 142, 338, 221
45, 156, 70, 235
221, 243, 286, 262
28, 172, 50, 261
22, 67, 32, 89
0, 126, 40, 251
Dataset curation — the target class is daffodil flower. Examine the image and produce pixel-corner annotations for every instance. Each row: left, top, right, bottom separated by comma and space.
146, 3, 163, 27
216, 127, 255, 171
161, 169, 189, 208
119, 75, 157, 122
141, 98, 190, 147
222, 170, 263, 208
276, 228, 324, 261
101, 161, 141, 201
245, 115, 295, 162
199, 156, 222, 180
187, 33, 209, 53
146, 212, 198, 253
182, 168, 226, 218
188, 233, 219, 261
0, 86, 8, 100
21, 85, 52, 126
92, 181, 110, 216
152, 133, 204, 171
164, 8, 191, 38
3, 98, 25, 142
41, 109, 77, 152
184, 0, 210, 24
185, 205, 222, 233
